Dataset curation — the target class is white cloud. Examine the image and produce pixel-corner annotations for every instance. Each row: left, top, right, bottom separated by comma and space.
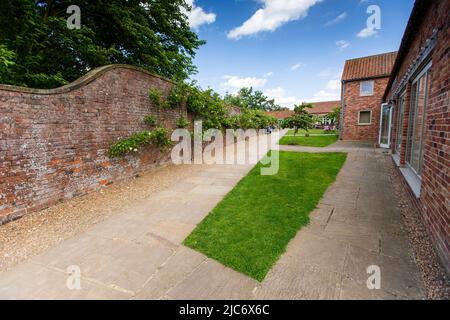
227, 0, 322, 40
310, 79, 341, 102
265, 87, 305, 108
325, 12, 347, 26
263, 71, 274, 78
336, 40, 350, 50
220, 75, 267, 92
291, 62, 303, 71
317, 69, 331, 77
326, 79, 341, 90
183, 0, 216, 30
357, 26, 377, 38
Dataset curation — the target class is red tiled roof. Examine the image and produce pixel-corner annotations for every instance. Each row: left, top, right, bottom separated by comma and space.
342, 52, 398, 82
307, 101, 340, 115
265, 111, 294, 119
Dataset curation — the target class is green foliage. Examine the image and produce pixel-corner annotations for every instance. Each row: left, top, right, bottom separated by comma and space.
148, 89, 163, 109
294, 103, 314, 115
109, 131, 152, 158
326, 107, 341, 125
224, 87, 281, 111
184, 151, 348, 281
165, 83, 187, 109
149, 127, 172, 151
233, 109, 277, 130
109, 127, 171, 158
0, 45, 15, 83
185, 84, 278, 132
0, 0, 205, 88
144, 115, 157, 127
176, 117, 190, 129
282, 103, 315, 136
282, 113, 314, 136
186, 85, 229, 131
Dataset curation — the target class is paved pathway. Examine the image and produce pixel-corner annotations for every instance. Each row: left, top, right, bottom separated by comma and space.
0, 137, 425, 299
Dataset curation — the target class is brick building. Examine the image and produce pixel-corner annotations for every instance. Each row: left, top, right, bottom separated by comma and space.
383, 0, 449, 274
265, 110, 294, 120
340, 52, 397, 141
266, 100, 339, 125
308, 100, 340, 125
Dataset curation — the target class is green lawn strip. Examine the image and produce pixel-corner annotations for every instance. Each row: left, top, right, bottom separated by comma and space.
184, 151, 347, 281
279, 135, 338, 147
286, 129, 337, 135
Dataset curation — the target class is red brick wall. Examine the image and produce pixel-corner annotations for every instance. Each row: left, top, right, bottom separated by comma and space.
386, 0, 449, 274
341, 77, 389, 141
0, 65, 187, 224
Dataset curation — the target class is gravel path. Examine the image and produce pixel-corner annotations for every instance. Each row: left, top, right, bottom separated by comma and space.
386, 155, 450, 300
0, 164, 203, 272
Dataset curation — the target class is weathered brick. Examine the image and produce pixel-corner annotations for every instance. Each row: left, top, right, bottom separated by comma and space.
386, 0, 449, 274
0, 66, 187, 224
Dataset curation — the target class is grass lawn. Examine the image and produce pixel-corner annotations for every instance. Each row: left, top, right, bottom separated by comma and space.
184, 151, 347, 281
286, 129, 337, 135
279, 135, 338, 147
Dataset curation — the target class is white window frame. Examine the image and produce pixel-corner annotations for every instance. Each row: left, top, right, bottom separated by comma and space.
405, 61, 432, 178
358, 110, 372, 126
378, 103, 393, 149
360, 80, 375, 96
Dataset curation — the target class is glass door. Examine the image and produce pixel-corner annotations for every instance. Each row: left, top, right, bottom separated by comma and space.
379, 103, 393, 148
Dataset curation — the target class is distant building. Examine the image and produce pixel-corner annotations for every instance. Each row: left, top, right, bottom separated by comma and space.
265, 110, 294, 120
307, 101, 340, 125
340, 51, 398, 141
265, 100, 339, 124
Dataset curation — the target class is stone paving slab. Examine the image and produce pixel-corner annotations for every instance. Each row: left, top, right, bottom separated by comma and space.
0, 134, 425, 300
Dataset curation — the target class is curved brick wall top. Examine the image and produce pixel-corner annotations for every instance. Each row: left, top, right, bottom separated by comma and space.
0, 64, 175, 95
0, 65, 185, 224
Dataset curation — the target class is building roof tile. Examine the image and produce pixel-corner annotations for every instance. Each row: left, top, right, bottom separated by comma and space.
342, 52, 398, 82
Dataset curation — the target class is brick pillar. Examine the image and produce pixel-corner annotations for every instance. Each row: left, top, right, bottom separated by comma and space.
399, 82, 412, 166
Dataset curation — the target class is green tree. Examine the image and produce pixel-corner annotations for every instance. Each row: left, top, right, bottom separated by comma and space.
0, 0, 204, 88
0, 45, 15, 83
224, 87, 281, 111
326, 107, 341, 125
293, 103, 314, 115
282, 104, 314, 136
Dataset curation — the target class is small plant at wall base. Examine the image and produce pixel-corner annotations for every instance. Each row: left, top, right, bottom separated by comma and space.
144, 115, 157, 127
109, 127, 172, 158
176, 117, 190, 129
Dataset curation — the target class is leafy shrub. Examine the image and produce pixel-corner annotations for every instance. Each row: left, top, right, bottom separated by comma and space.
109, 127, 172, 158
176, 117, 190, 129
109, 131, 151, 158
148, 88, 163, 108
144, 115, 157, 127
186, 86, 229, 131
165, 83, 187, 109
149, 127, 172, 151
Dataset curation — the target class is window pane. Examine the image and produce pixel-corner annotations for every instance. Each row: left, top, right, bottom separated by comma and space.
407, 71, 429, 175
395, 93, 405, 154
360, 81, 374, 95
380, 105, 391, 145
359, 111, 371, 124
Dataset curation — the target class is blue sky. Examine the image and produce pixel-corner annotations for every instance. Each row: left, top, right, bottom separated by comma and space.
185, 0, 415, 108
